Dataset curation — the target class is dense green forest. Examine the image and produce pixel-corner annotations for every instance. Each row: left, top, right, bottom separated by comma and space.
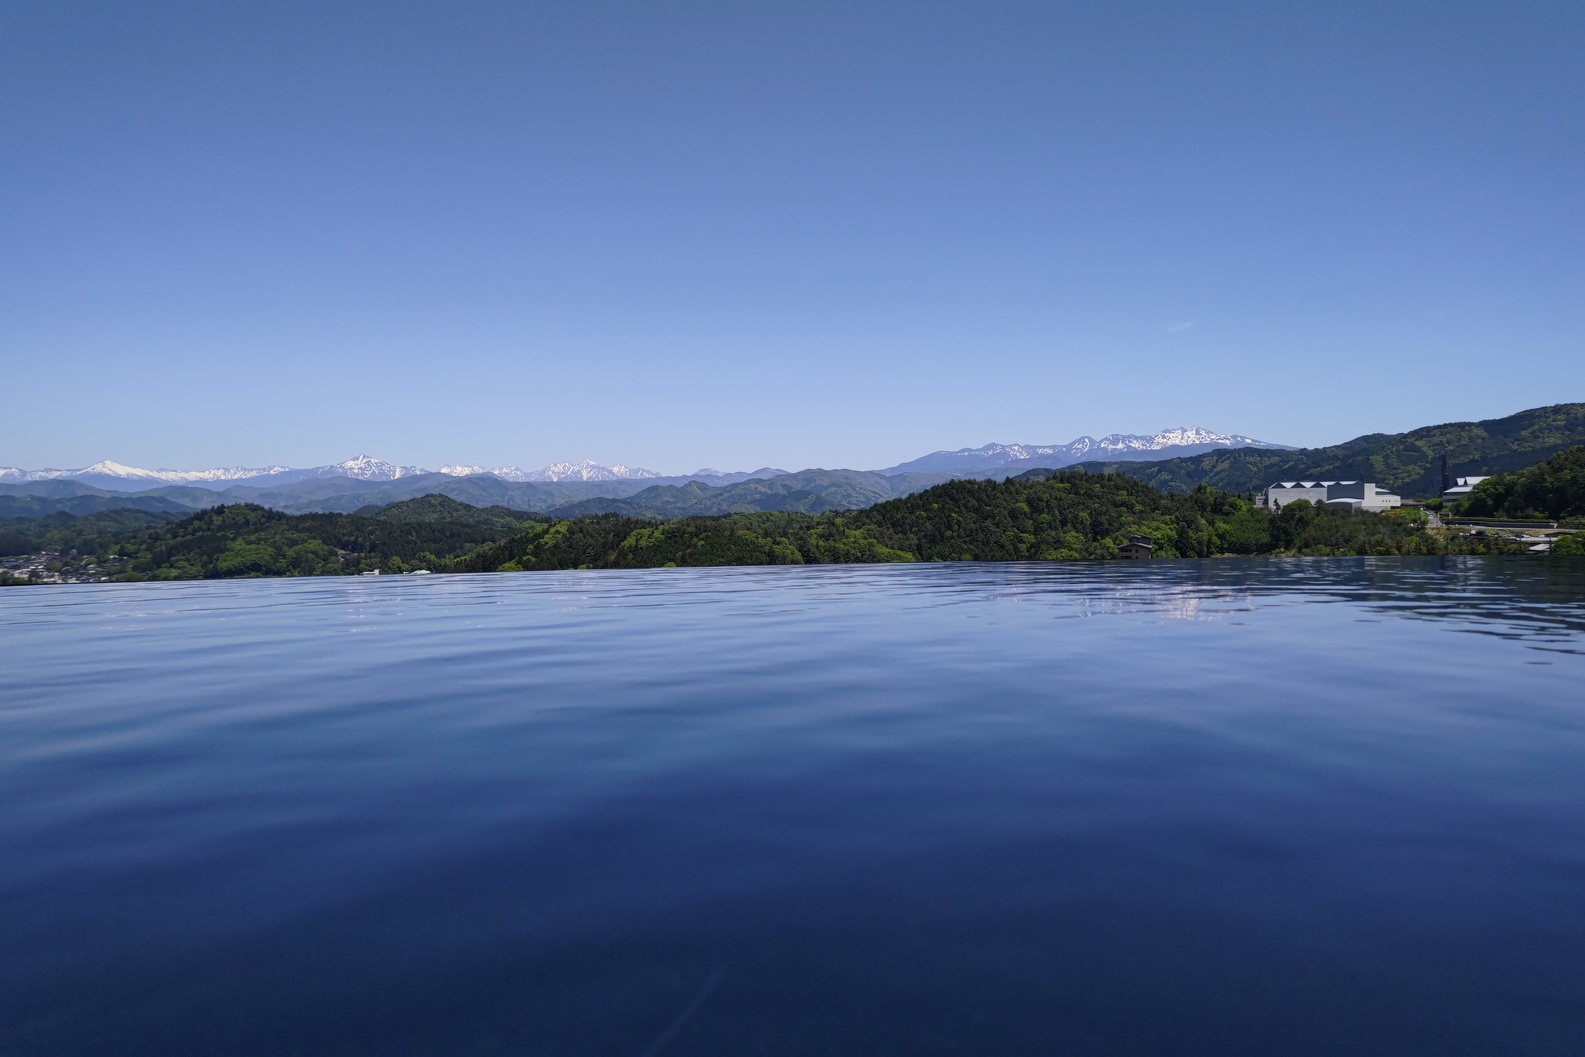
102, 498, 546, 579
350, 493, 542, 530
1076, 403, 1585, 498
0, 509, 181, 558
4, 472, 1557, 586
1458, 446, 1585, 526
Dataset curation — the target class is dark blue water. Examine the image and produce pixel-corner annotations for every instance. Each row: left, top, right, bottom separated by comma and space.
2, 559, 1583, 1056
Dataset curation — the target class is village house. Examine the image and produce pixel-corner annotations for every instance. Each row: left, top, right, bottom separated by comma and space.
1118, 535, 1154, 559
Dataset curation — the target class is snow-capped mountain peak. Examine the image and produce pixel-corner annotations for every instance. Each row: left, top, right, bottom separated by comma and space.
1088, 427, 1268, 453
80, 460, 158, 479
316, 455, 427, 481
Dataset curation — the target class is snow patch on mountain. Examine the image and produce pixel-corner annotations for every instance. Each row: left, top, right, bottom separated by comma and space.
1090, 427, 1270, 453
437, 460, 661, 482
0, 460, 290, 484
521, 460, 660, 482
881, 428, 1288, 475
437, 464, 535, 481
3, 455, 664, 487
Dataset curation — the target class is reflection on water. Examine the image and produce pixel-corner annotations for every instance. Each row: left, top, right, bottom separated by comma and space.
986, 557, 1585, 645
0, 557, 1583, 1057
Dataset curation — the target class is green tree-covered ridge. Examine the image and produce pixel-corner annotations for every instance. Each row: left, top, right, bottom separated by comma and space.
456, 471, 1464, 572
91, 497, 544, 578
1458, 446, 1585, 529
0, 509, 180, 560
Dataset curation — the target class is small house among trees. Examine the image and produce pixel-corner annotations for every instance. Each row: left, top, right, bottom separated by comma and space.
1118, 535, 1154, 559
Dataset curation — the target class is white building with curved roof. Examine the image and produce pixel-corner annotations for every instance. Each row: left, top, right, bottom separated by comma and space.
1264, 481, 1401, 512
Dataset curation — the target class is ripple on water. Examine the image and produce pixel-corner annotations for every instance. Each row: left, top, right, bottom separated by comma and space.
1, 557, 1583, 1056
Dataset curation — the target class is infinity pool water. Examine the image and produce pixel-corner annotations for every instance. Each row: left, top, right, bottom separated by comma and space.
2, 559, 1582, 1055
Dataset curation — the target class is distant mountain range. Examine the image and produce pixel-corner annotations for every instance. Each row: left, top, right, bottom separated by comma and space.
0, 454, 664, 491
3, 408, 1583, 522
0, 466, 818, 520
435, 459, 664, 483
0, 454, 806, 494
2, 427, 1282, 494
0, 425, 1285, 520
0, 459, 297, 488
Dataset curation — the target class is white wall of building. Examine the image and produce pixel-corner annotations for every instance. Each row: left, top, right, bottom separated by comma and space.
1265, 483, 1329, 509
1265, 480, 1400, 512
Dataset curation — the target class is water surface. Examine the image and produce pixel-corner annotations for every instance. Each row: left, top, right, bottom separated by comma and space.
2, 559, 1583, 1055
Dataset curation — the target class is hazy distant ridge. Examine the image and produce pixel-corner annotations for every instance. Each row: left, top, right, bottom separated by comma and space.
0, 455, 678, 492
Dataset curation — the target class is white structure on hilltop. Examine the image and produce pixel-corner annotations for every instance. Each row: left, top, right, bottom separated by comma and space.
1262, 481, 1402, 512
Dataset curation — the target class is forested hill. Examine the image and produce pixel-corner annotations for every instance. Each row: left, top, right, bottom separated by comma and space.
98, 499, 544, 579
353, 493, 542, 530
0, 509, 181, 559
454, 472, 1468, 574
1071, 403, 1585, 498
839, 473, 1438, 562
1459, 446, 1585, 522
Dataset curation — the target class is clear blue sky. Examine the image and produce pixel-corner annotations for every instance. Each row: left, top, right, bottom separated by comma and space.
3, 1, 1581, 473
